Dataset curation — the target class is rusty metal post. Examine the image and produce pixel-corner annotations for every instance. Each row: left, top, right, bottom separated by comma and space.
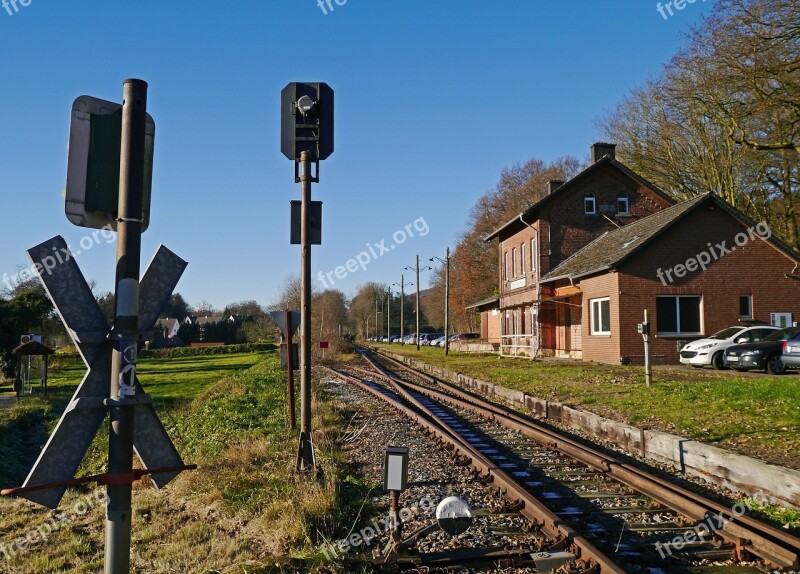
296, 150, 315, 472
105, 78, 147, 574
389, 490, 401, 535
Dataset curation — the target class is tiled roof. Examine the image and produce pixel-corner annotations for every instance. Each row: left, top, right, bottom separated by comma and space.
483, 156, 675, 241
465, 295, 499, 310
540, 194, 711, 282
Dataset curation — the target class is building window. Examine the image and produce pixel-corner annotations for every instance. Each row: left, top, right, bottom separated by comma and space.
590, 297, 610, 335
617, 193, 629, 215
531, 238, 537, 272
656, 295, 701, 335
512, 247, 518, 277
584, 193, 596, 215
504, 251, 509, 280
521, 243, 526, 274
740, 294, 753, 318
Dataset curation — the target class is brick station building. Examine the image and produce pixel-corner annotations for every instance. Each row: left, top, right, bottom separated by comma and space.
482, 142, 800, 364
483, 143, 674, 357
539, 193, 800, 365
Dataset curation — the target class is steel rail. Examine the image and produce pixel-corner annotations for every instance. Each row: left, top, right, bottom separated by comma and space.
323, 365, 626, 574
367, 348, 800, 571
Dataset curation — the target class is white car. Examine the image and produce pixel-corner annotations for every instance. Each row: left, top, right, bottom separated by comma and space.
679, 325, 779, 369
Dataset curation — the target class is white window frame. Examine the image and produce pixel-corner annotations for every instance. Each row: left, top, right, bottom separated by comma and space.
521, 243, 526, 275
584, 192, 596, 215
617, 193, 629, 215
531, 238, 537, 272
512, 247, 518, 277
656, 295, 702, 335
740, 294, 753, 319
504, 251, 509, 280
590, 297, 611, 335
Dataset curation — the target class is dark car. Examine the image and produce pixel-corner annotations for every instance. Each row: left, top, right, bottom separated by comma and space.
778, 331, 800, 369
453, 332, 480, 341
722, 327, 800, 374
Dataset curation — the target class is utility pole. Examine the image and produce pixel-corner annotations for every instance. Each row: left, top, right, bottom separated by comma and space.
387, 290, 391, 342
393, 276, 409, 345
430, 247, 450, 355
415, 256, 420, 350
106, 78, 147, 574
405, 256, 430, 350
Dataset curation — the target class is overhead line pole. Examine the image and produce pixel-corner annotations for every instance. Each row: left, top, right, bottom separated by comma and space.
416, 256, 421, 350
445, 247, 450, 355
431, 248, 451, 355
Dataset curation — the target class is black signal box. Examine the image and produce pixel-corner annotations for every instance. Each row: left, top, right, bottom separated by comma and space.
280, 82, 334, 161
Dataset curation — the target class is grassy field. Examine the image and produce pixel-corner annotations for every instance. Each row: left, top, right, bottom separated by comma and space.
373, 344, 800, 470
0, 350, 369, 573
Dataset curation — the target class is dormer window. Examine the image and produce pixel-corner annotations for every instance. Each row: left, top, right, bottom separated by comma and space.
617, 193, 630, 215
584, 192, 596, 215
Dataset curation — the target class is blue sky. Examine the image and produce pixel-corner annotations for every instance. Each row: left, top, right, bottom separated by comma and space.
0, 0, 715, 310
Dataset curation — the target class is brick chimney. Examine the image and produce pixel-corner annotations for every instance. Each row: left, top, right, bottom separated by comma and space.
547, 180, 565, 194
591, 142, 616, 163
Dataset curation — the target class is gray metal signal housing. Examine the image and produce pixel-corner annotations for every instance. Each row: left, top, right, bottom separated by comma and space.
65, 95, 155, 232
280, 82, 334, 161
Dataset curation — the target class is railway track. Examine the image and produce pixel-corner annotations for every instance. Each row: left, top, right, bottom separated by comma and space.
325, 346, 800, 573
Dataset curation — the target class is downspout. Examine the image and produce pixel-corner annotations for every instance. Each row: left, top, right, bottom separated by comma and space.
499, 236, 504, 355
519, 214, 541, 359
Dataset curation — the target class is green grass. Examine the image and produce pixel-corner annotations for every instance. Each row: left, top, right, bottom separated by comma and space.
1, 352, 263, 487
374, 344, 800, 466
0, 351, 370, 573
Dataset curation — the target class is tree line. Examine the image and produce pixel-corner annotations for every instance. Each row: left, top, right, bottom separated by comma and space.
421, 0, 798, 330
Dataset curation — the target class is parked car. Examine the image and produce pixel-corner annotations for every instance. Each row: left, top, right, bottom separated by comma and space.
389, 335, 402, 343
430, 335, 447, 347
679, 325, 779, 369
723, 327, 800, 374
777, 331, 800, 369
452, 332, 480, 341
420, 333, 443, 345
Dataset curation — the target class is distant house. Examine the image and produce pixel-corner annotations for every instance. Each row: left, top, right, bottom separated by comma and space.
483, 143, 675, 357
465, 295, 501, 348
539, 193, 800, 364
160, 318, 181, 339
153, 318, 186, 348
